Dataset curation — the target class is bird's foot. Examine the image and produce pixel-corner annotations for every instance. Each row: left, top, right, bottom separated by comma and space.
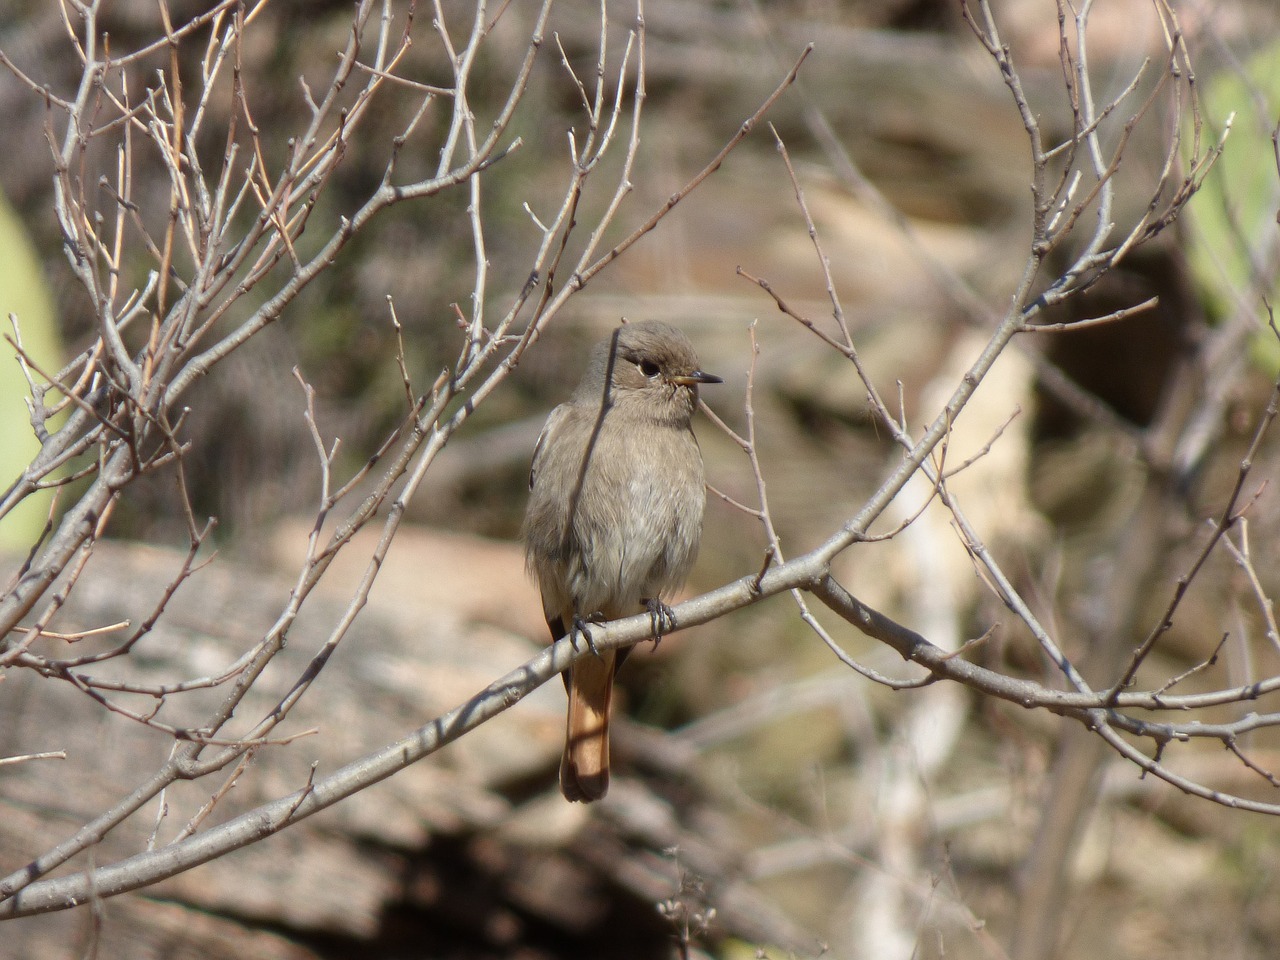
570, 613, 607, 657
642, 597, 677, 648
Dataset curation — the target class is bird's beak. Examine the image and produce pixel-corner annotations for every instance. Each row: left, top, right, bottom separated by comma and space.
669, 370, 723, 386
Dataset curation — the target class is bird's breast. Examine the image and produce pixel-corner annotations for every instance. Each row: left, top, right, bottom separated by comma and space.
556, 417, 705, 612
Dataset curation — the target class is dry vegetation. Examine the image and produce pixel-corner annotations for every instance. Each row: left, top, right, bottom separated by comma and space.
3, 0, 1280, 958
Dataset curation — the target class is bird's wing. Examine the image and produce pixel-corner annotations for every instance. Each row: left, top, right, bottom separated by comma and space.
529, 403, 572, 491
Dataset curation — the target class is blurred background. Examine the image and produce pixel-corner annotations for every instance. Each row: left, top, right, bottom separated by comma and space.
4, 0, 1280, 957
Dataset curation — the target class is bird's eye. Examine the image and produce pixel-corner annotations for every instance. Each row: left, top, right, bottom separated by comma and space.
637, 359, 661, 379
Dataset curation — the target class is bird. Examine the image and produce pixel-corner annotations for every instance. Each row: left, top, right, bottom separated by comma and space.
523, 320, 721, 802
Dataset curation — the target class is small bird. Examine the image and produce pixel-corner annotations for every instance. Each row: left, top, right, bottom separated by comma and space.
523, 320, 721, 802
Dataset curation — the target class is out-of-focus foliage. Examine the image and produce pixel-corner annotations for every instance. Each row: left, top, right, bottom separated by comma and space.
1186, 40, 1280, 365
0, 187, 59, 549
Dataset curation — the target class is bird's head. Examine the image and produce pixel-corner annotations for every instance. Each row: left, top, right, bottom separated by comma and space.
580, 320, 722, 421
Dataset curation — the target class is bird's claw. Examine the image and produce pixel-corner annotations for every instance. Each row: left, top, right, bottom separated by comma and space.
643, 597, 677, 648
571, 613, 604, 657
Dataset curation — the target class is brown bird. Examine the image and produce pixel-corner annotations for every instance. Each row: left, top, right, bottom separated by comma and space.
523, 320, 721, 802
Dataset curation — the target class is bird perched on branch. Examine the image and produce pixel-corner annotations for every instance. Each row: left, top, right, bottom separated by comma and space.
523, 320, 721, 802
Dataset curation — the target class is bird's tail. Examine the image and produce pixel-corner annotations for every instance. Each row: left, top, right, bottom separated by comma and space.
561, 650, 615, 802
